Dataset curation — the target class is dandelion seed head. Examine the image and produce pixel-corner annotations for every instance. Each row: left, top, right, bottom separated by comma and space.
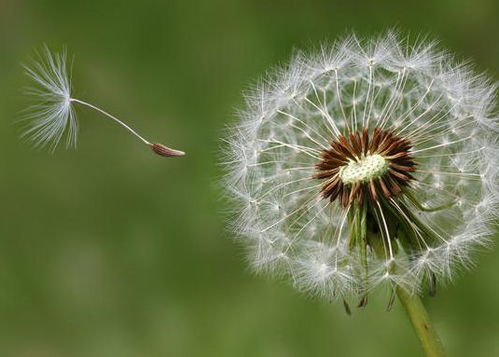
223, 31, 499, 303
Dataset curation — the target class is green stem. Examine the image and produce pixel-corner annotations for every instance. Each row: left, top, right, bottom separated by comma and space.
366, 222, 446, 357
396, 286, 447, 357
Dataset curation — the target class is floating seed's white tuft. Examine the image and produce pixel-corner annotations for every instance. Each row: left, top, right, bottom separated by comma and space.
22, 45, 77, 150
222, 31, 499, 300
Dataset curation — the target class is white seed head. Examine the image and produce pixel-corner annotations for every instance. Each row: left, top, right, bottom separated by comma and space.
223, 31, 499, 303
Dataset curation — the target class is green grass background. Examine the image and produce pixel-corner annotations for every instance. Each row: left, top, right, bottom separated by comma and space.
0, 0, 498, 356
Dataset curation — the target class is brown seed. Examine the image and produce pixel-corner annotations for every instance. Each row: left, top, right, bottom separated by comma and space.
150, 143, 185, 157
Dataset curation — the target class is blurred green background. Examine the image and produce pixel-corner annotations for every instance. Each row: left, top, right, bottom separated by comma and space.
0, 1, 498, 356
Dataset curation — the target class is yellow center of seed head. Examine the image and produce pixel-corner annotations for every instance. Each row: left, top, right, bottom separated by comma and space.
339, 154, 388, 185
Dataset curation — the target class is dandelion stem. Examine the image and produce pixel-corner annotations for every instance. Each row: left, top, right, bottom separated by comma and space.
396, 286, 447, 357
358, 204, 369, 301
70, 98, 150, 145
367, 224, 446, 357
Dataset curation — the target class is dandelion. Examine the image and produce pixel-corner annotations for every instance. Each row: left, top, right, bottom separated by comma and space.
22, 45, 185, 157
223, 32, 499, 356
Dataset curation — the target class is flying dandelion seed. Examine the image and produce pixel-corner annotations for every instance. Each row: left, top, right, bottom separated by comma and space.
22, 45, 185, 157
223, 32, 499, 308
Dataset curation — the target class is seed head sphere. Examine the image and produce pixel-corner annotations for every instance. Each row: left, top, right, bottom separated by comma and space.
223, 32, 499, 302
